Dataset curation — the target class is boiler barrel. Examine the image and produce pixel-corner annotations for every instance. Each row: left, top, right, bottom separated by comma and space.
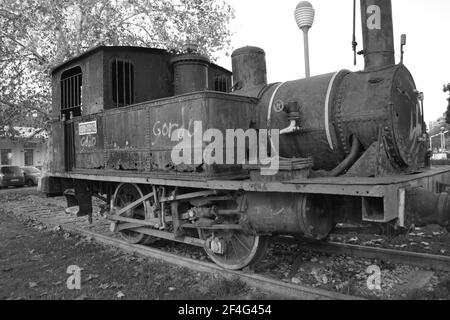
257, 70, 349, 171
257, 65, 426, 171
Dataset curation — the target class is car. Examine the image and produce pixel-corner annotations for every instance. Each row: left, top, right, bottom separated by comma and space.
21, 166, 42, 187
0, 166, 26, 188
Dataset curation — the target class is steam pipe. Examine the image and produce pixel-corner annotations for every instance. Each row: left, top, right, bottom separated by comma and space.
328, 135, 361, 177
360, 0, 396, 69
312, 135, 361, 177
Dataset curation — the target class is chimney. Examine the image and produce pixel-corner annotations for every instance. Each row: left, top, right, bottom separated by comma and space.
360, 0, 395, 70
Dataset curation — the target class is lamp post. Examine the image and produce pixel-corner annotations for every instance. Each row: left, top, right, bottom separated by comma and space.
295, 1, 315, 78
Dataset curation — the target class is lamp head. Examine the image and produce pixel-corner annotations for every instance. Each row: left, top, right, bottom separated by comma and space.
295, 1, 315, 30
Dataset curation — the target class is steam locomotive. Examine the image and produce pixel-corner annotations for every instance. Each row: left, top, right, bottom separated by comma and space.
41, 0, 450, 270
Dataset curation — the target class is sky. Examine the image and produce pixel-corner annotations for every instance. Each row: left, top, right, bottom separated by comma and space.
216, 0, 450, 125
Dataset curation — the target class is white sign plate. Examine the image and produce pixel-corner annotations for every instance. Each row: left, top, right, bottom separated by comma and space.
79, 121, 97, 136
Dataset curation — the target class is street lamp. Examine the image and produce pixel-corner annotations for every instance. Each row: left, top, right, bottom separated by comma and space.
295, 1, 315, 78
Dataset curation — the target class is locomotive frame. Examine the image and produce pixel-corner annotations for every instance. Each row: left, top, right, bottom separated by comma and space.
41, 0, 450, 270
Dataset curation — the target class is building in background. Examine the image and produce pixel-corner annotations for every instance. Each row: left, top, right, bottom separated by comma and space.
429, 113, 450, 150
0, 127, 47, 169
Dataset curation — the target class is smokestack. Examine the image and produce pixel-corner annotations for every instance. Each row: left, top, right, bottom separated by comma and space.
360, 0, 395, 69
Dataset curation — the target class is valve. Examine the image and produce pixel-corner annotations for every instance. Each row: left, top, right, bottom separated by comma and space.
280, 101, 302, 135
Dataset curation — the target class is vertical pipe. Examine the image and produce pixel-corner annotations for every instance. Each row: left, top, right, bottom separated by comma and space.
115, 59, 119, 108
74, 76, 77, 107
128, 61, 132, 104
62, 80, 65, 110
70, 76, 73, 109
76, 75, 79, 107
65, 80, 69, 110
61, 80, 65, 110
79, 74, 82, 106
123, 60, 126, 106
360, 0, 395, 69
302, 28, 311, 78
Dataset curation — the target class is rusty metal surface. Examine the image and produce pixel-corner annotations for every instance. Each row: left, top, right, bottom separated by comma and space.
73, 114, 104, 170
103, 108, 149, 170
231, 46, 267, 92
172, 54, 210, 95
147, 92, 257, 175
208, 65, 232, 93
49, 120, 65, 173
360, 0, 396, 70
47, 166, 450, 195
406, 187, 450, 227
245, 192, 334, 239
337, 65, 426, 171
52, 50, 104, 118
257, 71, 348, 171
252, 63, 427, 175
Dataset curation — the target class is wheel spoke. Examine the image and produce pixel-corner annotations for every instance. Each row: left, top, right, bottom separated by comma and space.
112, 183, 155, 245
233, 234, 251, 252
229, 238, 239, 259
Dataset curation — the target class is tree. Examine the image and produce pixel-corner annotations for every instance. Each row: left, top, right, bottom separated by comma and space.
0, 0, 235, 137
444, 83, 450, 125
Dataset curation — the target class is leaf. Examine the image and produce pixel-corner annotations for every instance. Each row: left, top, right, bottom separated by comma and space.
116, 291, 125, 299
84, 274, 100, 283
29, 282, 38, 288
99, 283, 109, 290
0, 0, 234, 132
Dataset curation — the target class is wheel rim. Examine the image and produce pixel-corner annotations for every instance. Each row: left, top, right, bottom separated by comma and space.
199, 230, 268, 270
113, 183, 149, 244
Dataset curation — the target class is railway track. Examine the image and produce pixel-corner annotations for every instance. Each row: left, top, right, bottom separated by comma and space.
1, 194, 360, 300
277, 237, 450, 273
2, 192, 450, 299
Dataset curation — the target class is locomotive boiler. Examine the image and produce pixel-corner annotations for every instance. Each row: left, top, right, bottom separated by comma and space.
41, 0, 450, 270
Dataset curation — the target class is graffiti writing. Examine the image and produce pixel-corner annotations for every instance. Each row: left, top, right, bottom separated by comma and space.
80, 134, 97, 150
152, 119, 198, 146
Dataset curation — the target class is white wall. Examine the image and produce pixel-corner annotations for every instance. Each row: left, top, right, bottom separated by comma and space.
0, 138, 47, 167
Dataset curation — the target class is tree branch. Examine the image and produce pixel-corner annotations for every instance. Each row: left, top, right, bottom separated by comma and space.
0, 99, 51, 119
0, 31, 47, 64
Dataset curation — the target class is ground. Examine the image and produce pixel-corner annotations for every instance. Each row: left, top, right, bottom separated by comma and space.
1, 187, 450, 300
0, 193, 276, 300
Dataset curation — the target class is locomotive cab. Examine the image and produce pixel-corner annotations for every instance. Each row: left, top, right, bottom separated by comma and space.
48, 46, 236, 176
